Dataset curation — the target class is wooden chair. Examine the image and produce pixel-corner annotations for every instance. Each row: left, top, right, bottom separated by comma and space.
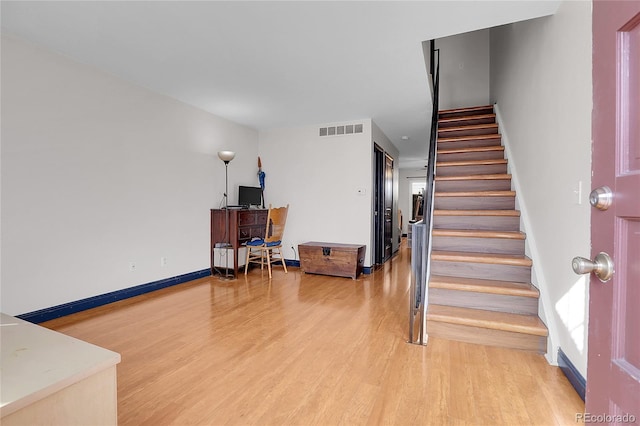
244, 204, 289, 279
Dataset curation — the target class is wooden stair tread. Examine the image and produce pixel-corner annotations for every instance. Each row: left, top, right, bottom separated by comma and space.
430, 275, 539, 298
437, 145, 504, 155
431, 250, 532, 267
438, 134, 502, 143
439, 105, 494, 116
427, 305, 548, 336
429, 104, 547, 353
435, 190, 516, 197
432, 229, 525, 240
438, 123, 498, 133
434, 209, 520, 217
435, 174, 511, 182
438, 113, 496, 124
437, 159, 507, 167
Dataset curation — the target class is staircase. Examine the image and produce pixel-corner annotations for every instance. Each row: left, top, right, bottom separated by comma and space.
426, 104, 548, 353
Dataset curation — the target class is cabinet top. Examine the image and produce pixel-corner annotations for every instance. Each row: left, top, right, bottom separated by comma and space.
0, 313, 121, 416
299, 242, 365, 249
210, 208, 266, 212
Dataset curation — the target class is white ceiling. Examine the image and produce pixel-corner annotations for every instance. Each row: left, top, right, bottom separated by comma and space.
1, 1, 560, 167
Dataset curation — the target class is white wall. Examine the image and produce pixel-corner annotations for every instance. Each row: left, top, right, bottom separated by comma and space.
399, 168, 427, 235
258, 121, 374, 266
1, 35, 259, 316
437, 29, 491, 111
489, 1, 592, 376
400, 28, 491, 207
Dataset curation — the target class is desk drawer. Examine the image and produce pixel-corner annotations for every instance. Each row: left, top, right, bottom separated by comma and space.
238, 210, 268, 226
239, 211, 257, 226
239, 226, 265, 243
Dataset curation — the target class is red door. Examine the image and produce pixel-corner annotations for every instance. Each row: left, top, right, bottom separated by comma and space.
588, 0, 640, 423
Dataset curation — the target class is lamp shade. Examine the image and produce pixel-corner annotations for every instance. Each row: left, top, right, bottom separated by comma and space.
218, 151, 236, 163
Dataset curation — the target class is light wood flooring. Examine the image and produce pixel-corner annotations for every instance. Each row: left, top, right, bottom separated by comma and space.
43, 241, 584, 425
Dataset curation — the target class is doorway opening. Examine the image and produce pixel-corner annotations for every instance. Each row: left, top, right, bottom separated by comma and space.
373, 144, 394, 265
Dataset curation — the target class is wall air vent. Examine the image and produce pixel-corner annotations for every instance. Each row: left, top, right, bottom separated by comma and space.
319, 123, 364, 137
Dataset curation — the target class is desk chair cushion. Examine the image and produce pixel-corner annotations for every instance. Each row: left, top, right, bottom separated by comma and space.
247, 239, 281, 247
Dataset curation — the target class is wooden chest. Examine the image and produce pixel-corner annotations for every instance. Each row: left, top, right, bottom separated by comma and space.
298, 242, 366, 280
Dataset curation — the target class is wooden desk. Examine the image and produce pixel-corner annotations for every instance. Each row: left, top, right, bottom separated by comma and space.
211, 208, 268, 276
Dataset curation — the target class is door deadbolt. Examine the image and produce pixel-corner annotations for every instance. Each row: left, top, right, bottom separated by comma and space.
572, 252, 614, 282
589, 186, 613, 211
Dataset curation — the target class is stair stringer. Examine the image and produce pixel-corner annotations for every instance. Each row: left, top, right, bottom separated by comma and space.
494, 103, 560, 366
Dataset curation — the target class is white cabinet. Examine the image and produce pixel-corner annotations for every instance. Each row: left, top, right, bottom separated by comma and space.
1, 314, 121, 425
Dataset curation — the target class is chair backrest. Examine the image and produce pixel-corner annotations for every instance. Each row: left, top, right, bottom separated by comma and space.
265, 204, 289, 243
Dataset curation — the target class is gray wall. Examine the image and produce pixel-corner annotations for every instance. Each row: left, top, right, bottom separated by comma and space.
489, 0, 592, 376
1, 35, 259, 315
438, 29, 491, 111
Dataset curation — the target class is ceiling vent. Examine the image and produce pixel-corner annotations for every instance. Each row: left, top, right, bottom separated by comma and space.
319, 123, 364, 137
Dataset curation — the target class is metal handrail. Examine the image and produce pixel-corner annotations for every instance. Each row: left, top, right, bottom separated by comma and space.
409, 41, 439, 345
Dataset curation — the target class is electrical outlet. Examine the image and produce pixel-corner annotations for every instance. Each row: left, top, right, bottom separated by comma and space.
161, 257, 167, 267
129, 262, 136, 272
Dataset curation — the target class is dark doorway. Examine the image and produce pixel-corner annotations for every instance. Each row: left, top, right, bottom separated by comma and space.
373, 144, 394, 265
384, 152, 394, 260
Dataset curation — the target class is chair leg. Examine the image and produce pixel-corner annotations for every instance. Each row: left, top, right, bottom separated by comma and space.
244, 246, 251, 275
270, 247, 287, 274
266, 248, 272, 279
279, 248, 288, 274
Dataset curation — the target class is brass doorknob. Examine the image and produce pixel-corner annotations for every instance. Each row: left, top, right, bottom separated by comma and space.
572, 252, 614, 282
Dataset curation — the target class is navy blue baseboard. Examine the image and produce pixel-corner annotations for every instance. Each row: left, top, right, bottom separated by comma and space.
17, 269, 212, 324
19, 259, 378, 324
558, 347, 586, 401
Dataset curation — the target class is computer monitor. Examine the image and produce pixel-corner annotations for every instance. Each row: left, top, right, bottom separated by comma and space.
238, 186, 262, 208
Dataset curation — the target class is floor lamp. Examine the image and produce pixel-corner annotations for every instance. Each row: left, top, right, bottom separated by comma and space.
218, 150, 235, 280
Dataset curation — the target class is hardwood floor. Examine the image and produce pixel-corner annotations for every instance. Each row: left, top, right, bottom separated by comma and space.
43, 241, 584, 425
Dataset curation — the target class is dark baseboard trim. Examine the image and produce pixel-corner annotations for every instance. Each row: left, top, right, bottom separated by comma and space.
285, 259, 372, 275
220, 260, 372, 274
17, 269, 212, 324
558, 347, 586, 401
19, 256, 378, 324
